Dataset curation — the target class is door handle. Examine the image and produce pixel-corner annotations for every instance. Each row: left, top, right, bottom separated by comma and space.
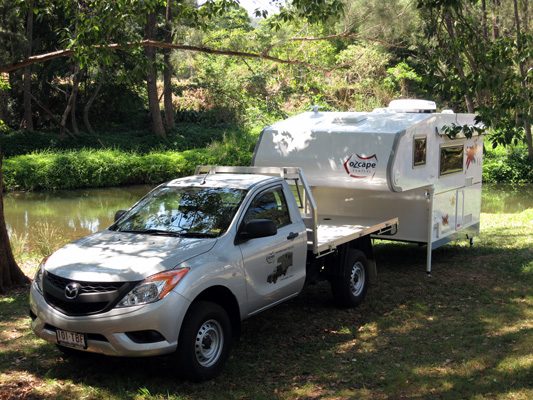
287, 232, 299, 240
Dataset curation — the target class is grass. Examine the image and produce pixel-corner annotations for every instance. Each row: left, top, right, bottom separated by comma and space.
2, 132, 256, 191
0, 124, 249, 158
0, 210, 532, 399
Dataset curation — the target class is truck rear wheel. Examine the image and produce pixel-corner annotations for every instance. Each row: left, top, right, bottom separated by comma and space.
331, 249, 368, 307
176, 301, 232, 381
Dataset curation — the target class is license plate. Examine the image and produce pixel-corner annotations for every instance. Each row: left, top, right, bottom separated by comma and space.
56, 329, 87, 349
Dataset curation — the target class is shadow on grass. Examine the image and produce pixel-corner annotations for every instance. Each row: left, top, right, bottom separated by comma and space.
0, 239, 531, 399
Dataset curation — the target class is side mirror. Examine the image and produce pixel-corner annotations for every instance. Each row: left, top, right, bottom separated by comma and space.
238, 219, 277, 242
114, 210, 127, 222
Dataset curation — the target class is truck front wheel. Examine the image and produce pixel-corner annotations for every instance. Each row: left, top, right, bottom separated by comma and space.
176, 301, 232, 381
331, 249, 368, 307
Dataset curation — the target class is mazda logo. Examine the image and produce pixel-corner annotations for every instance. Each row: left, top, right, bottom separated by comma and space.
64, 282, 81, 300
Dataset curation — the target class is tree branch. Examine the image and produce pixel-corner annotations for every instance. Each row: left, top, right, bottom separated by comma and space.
0, 39, 335, 73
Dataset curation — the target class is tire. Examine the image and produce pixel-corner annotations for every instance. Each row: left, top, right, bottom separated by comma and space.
330, 249, 369, 308
176, 301, 232, 381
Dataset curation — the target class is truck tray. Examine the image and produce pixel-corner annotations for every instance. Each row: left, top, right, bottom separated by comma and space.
312, 215, 398, 254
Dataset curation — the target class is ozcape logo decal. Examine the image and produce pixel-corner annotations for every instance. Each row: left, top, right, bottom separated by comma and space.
343, 153, 378, 179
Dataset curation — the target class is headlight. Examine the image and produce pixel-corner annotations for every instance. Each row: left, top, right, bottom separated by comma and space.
117, 268, 190, 308
33, 258, 47, 294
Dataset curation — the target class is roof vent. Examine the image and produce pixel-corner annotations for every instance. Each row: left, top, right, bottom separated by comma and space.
332, 115, 367, 125
388, 99, 437, 113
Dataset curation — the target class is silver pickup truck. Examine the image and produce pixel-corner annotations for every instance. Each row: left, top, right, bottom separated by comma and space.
30, 166, 397, 381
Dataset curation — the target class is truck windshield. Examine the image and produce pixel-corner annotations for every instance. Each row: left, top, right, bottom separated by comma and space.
111, 186, 247, 238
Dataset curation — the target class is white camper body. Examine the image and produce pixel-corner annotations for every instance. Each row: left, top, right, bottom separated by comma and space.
253, 101, 484, 273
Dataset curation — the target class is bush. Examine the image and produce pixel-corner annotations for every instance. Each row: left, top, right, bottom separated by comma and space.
483, 146, 533, 184
2, 131, 256, 191
0, 124, 242, 157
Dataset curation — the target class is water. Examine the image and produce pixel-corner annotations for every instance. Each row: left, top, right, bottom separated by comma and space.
4, 185, 154, 252
481, 184, 533, 214
4, 184, 532, 253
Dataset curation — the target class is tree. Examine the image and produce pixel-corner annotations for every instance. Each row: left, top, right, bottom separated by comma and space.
417, 0, 533, 159
163, 0, 175, 130
0, 153, 30, 293
145, 11, 166, 137
22, 0, 34, 131
0, 0, 346, 136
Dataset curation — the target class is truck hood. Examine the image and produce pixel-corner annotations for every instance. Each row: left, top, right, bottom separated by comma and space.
44, 230, 217, 282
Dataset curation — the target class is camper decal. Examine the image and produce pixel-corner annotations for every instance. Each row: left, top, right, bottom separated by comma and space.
466, 143, 480, 169
267, 252, 293, 284
343, 154, 378, 179
442, 214, 449, 226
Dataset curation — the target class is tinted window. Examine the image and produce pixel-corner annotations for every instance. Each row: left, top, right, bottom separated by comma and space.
440, 145, 464, 176
243, 187, 291, 228
413, 137, 427, 167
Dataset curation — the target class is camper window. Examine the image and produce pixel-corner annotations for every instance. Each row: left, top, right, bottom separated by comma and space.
439, 145, 464, 176
413, 137, 427, 167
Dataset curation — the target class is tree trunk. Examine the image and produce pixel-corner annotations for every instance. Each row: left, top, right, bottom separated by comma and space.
83, 76, 102, 135
522, 0, 529, 33
0, 75, 7, 123
481, 0, 488, 40
59, 65, 80, 139
163, 1, 175, 130
492, 0, 500, 39
0, 154, 30, 293
443, 11, 475, 113
525, 122, 533, 160
22, 0, 34, 131
145, 13, 166, 137
70, 72, 80, 135
513, 0, 533, 160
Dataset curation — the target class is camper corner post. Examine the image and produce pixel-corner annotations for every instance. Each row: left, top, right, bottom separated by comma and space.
426, 186, 435, 276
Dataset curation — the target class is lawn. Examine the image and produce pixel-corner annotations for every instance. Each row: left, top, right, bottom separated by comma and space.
1, 210, 531, 400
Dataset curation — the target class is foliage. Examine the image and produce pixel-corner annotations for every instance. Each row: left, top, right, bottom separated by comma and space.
416, 0, 533, 157
2, 133, 255, 191
442, 122, 484, 140
483, 145, 533, 184
0, 0, 531, 176
329, 43, 396, 110
0, 124, 243, 157
384, 61, 422, 96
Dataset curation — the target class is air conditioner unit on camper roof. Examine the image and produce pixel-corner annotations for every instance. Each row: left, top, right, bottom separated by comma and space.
388, 99, 437, 113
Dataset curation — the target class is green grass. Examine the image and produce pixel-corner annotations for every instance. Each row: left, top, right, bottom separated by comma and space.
2, 133, 256, 191
1, 210, 531, 399
0, 125, 248, 157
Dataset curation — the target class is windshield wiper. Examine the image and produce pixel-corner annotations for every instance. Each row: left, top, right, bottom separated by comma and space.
118, 229, 183, 237
179, 232, 218, 238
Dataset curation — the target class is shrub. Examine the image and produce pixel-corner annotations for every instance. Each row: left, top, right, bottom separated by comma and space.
2, 134, 255, 191
483, 146, 533, 184
0, 124, 241, 157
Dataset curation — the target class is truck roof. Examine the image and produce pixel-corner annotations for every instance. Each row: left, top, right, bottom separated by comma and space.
166, 173, 279, 190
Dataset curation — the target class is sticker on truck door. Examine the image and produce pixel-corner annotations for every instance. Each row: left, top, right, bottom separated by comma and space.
267, 252, 293, 284
343, 154, 378, 179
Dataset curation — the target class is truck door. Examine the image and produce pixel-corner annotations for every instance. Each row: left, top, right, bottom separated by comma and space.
238, 185, 307, 316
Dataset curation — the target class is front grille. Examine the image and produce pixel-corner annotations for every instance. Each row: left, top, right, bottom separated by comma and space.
43, 271, 138, 316
46, 273, 123, 294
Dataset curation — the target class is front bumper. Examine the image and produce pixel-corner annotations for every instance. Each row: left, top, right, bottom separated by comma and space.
29, 283, 190, 357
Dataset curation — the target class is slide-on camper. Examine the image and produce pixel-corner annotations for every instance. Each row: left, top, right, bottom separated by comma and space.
30, 99, 484, 380
253, 99, 485, 273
